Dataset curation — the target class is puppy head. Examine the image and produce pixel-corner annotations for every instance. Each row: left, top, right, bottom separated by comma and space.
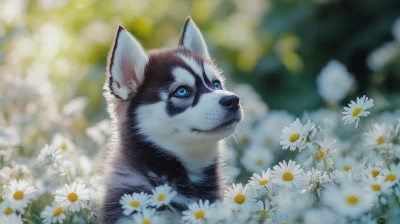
105, 17, 243, 167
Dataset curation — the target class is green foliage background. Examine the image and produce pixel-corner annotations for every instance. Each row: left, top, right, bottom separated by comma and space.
1, 0, 400, 121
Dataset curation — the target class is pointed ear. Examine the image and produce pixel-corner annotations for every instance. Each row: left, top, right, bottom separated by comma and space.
106, 26, 148, 100
179, 17, 210, 59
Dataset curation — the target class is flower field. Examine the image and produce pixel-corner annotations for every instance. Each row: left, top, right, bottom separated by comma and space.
1, 0, 400, 223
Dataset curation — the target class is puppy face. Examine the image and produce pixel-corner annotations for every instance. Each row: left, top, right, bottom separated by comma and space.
105, 17, 242, 168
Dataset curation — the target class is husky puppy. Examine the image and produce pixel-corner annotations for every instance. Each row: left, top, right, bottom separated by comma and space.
99, 17, 243, 223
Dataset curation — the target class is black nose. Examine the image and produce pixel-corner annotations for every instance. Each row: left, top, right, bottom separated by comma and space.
219, 95, 240, 112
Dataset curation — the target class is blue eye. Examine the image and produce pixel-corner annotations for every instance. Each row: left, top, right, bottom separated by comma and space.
174, 86, 190, 97
213, 81, 222, 90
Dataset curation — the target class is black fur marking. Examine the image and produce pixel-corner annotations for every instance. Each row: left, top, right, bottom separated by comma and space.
106, 25, 125, 100
179, 16, 192, 47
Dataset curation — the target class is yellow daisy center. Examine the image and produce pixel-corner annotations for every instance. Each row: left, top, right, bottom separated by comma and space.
53, 207, 62, 217
5, 207, 13, 215
157, 194, 166, 201
256, 159, 264, 165
385, 174, 396, 182
241, 137, 249, 146
234, 193, 246, 204
352, 107, 362, 117
67, 192, 78, 202
282, 222, 288, 224
371, 184, 381, 191
259, 179, 268, 185
143, 219, 151, 224
346, 195, 359, 204
282, 172, 293, 181
260, 209, 268, 216
195, 210, 204, 219
60, 143, 67, 151
371, 169, 380, 177
13, 191, 24, 200
315, 150, 325, 160
289, 134, 299, 143
376, 136, 385, 145
343, 166, 351, 172
131, 201, 140, 207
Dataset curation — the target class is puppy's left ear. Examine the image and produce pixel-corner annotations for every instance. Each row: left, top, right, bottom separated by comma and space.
179, 16, 210, 59
106, 26, 148, 100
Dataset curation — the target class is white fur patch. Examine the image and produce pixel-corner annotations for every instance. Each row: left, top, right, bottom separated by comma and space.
178, 53, 202, 77
172, 67, 196, 87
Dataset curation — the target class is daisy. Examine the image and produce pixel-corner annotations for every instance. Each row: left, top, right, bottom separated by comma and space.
149, 184, 177, 208
0, 201, 16, 216
306, 168, 330, 194
40, 202, 66, 224
361, 174, 392, 195
55, 182, 90, 212
2, 179, 36, 212
132, 208, 158, 224
51, 133, 75, 153
334, 157, 359, 175
364, 123, 393, 148
271, 160, 306, 188
382, 163, 400, 184
280, 118, 315, 151
342, 95, 374, 128
119, 192, 151, 216
181, 200, 213, 224
313, 140, 338, 170
240, 147, 274, 173
223, 183, 256, 211
363, 165, 384, 179
0, 213, 23, 224
248, 169, 273, 190
255, 200, 272, 219
37, 144, 62, 168
323, 182, 375, 218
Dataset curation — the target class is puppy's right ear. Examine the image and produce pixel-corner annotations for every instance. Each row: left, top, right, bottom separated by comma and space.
106, 26, 148, 100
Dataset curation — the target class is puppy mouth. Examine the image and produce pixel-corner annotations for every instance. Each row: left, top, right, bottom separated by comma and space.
191, 118, 239, 134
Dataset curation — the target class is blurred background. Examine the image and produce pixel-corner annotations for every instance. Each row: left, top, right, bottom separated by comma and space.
1, 0, 400, 155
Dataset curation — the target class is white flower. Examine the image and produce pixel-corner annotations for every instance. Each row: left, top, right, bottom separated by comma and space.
251, 110, 295, 151
334, 157, 360, 176
248, 169, 273, 191
271, 160, 306, 188
306, 168, 330, 194
37, 144, 62, 168
40, 202, 66, 224
2, 179, 36, 213
223, 183, 256, 211
280, 118, 315, 151
0, 213, 23, 224
367, 42, 399, 71
361, 175, 392, 195
51, 133, 74, 153
342, 95, 374, 128
149, 184, 177, 208
119, 192, 151, 216
316, 60, 355, 103
132, 208, 158, 224
255, 200, 272, 219
181, 200, 213, 224
0, 201, 16, 216
54, 182, 90, 212
364, 123, 393, 148
240, 147, 274, 173
313, 139, 338, 170
323, 182, 375, 218
382, 163, 400, 184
